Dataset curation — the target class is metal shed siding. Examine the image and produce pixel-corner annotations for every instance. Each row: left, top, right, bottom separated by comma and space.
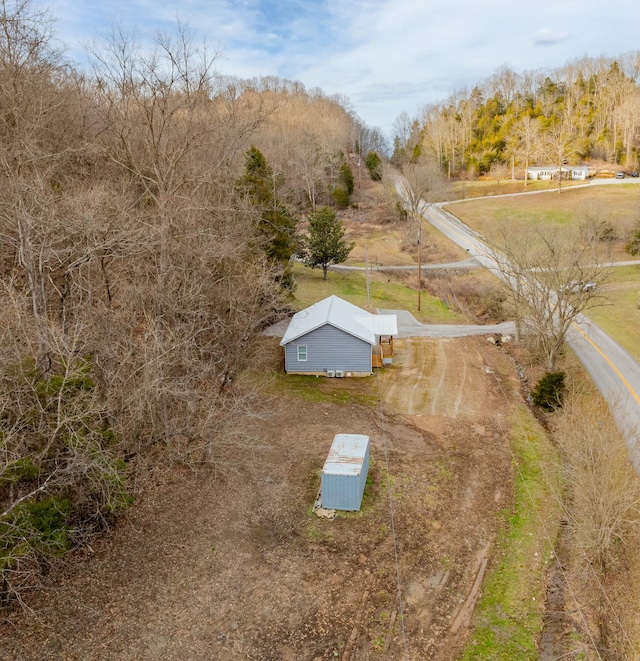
284, 324, 372, 373
321, 435, 370, 511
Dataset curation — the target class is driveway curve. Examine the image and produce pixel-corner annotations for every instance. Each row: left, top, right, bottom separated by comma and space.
378, 309, 515, 338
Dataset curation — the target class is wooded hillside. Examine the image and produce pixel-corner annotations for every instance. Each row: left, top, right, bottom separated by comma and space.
395, 53, 640, 176
0, 0, 369, 605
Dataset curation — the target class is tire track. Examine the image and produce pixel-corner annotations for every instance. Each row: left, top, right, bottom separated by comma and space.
430, 340, 448, 416
408, 340, 429, 414
451, 354, 467, 418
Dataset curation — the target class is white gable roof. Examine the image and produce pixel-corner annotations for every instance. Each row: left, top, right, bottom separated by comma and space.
280, 295, 396, 346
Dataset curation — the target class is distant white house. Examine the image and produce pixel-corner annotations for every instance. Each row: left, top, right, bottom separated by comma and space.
527, 166, 590, 181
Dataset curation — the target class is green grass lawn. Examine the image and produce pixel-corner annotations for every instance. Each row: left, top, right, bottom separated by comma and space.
460, 404, 563, 660
585, 264, 640, 360
290, 262, 467, 324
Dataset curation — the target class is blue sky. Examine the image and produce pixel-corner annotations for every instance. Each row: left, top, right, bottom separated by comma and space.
35, 0, 640, 139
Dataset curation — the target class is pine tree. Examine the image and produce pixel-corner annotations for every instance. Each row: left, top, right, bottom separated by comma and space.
365, 151, 383, 181
237, 146, 299, 283
303, 207, 355, 280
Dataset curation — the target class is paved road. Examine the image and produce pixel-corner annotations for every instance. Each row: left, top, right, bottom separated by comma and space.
264, 309, 512, 339
329, 257, 480, 273
412, 189, 640, 469
444, 175, 640, 207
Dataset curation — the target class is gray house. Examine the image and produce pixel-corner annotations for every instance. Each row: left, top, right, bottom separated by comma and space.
279, 295, 397, 376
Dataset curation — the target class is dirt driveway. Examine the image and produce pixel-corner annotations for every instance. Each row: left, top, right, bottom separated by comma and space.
1, 336, 519, 660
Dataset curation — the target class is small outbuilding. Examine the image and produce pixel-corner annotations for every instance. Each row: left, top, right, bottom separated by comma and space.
321, 434, 370, 511
279, 295, 397, 376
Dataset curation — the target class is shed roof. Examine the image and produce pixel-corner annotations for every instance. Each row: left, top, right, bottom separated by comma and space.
279, 295, 397, 346
322, 434, 369, 477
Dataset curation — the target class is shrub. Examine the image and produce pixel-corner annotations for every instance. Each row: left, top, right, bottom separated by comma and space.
365, 152, 382, 181
532, 371, 566, 411
331, 185, 350, 209
626, 221, 640, 256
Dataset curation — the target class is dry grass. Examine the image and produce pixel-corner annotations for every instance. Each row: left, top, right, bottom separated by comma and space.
587, 265, 640, 360
343, 216, 469, 268
443, 185, 640, 357
445, 184, 640, 262
549, 355, 640, 658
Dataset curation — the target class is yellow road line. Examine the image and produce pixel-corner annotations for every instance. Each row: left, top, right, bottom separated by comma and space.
572, 323, 640, 406
428, 203, 640, 407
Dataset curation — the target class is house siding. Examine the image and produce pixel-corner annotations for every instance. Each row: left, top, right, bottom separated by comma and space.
527, 166, 590, 181
284, 323, 372, 374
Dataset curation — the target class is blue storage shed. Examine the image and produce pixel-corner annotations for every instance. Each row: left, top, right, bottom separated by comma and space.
321, 434, 370, 511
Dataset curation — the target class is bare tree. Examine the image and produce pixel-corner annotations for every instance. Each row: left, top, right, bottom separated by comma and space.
492, 223, 608, 370
615, 89, 640, 168
544, 117, 578, 194
514, 115, 541, 186
555, 395, 640, 655
87, 25, 279, 444
392, 111, 413, 151
0, 289, 130, 605
397, 160, 446, 310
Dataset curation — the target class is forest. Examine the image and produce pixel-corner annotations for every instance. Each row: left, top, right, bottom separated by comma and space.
0, 0, 379, 604
394, 53, 640, 176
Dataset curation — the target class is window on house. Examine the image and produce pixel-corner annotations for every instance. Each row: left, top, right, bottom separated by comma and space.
297, 345, 307, 361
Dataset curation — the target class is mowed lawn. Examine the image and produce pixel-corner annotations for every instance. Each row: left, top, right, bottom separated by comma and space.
290, 262, 467, 324
444, 184, 640, 357
446, 183, 640, 262
587, 265, 640, 360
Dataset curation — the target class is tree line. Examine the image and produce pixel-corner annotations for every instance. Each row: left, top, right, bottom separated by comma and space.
393, 53, 640, 176
0, 0, 369, 606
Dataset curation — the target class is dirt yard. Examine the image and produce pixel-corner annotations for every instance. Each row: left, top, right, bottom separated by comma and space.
1, 336, 522, 660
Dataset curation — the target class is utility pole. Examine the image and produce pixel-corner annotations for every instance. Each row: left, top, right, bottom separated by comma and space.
417, 219, 422, 311
365, 243, 371, 308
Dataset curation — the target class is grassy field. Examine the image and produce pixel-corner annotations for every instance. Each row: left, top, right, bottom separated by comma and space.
586, 264, 640, 360
445, 183, 640, 262
446, 178, 586, 200
290, 262, 467, 324
444, 184, 640, 357
344, 217, 469, 267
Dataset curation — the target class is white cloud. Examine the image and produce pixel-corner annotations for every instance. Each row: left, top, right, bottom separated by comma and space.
534, 28, 570, 47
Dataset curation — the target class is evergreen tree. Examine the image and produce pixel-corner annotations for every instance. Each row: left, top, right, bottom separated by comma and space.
237, 146, 298, 283
532, 371, 566, 411
303, 207, 355, 280
339, 161, 354, 195
365, 151, 383, 181
330, 157, 354, 209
